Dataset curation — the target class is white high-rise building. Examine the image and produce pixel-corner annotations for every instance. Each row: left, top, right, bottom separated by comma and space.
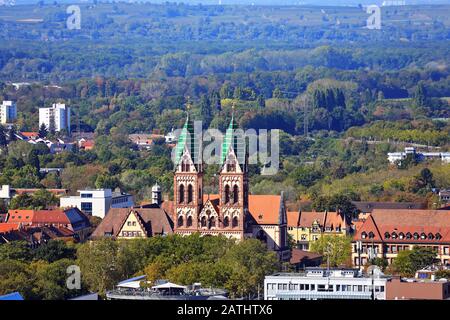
0, 101, 17, 124
39, 103, 71, 133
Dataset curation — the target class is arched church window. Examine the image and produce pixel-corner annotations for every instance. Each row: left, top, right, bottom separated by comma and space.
201, 216, 207, 228
232, 216, 239, 228
177, 216, 184, 227
209, 216, 216, 229
187, 216, 193, 227
223, 216, 230, 228
233, 185, 239, 204
187, 184, 193, 203
225, 185, 230, 204
179, 184, 185, 204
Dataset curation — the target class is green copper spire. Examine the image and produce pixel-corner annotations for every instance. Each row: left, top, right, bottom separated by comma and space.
174, 103, 195, 166
221, 104, 245, 165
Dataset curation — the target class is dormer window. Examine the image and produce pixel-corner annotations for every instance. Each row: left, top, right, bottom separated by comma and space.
368, 232, 375, 239
392, 232, 397, 239
361, 232, 367, 239
420, 233, 426, 240
399, 232, 404, 240
436, 233, 442, 240
428, 233, 434, 240
384, 232, 390, 239
406, 232, 412, 240
413, 232, 419, 240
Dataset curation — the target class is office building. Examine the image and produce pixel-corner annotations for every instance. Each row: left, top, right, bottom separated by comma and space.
60, 189, 134, 218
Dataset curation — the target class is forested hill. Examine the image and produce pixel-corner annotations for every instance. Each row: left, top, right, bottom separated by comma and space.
0, 3, 449, 81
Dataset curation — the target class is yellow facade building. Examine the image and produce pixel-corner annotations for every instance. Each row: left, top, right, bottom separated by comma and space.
287, 211, 350, 250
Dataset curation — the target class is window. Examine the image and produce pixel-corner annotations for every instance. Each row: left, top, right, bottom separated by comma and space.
232, 216, 239, 228
127, 221, 132, 226
399, 232, 404, 240
80, 202, 92, 214
421, 233, 426, 240
81, 193, 93, 198
177, 216, 184, 227
224, 185, 230, 204
132, 221, 136, 226
209, 216, 216, 229
223, 216, 229, 228
428, 233, 434, 240
187, 216, 193, 227
361, 232, 367, 239
413, 232, 419, 240
368, 232, 375, 239
201, 216, 207, 227
233, 185, 239, 204
406, 232, 412, 240
187, 184, 193, 203
179, 185, 185, 204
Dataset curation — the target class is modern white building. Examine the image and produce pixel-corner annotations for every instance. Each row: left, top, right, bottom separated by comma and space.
388, 147, 450, 165
0, 101, 17, 124
264, 268, 389, 300
60, 189, 134, 218
39, 103, 71, 133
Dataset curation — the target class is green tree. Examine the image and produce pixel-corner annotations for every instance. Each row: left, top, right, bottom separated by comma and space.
76, 238, 124, 296
392, 246, 437, 277
309, 235, 352, 267
39, 123, 48, 138
33, 240, 76, 263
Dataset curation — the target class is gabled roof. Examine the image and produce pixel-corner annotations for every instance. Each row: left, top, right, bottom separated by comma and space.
248, 195, 283, 225
287, 211, 347, 230
91, 208, 174, 239
354, 209, 450, 243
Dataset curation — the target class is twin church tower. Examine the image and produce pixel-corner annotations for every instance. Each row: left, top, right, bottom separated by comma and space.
173, 110, 250, 240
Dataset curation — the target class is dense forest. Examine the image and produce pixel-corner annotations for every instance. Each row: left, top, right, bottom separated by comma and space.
0, 3, 449, 208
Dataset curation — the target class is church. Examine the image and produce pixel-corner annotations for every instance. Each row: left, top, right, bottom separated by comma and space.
165, 110, 291, 261
93, 110, 291, 261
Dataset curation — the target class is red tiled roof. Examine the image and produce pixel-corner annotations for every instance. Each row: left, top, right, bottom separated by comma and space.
0, 223, 19, 233
7, 209, 71, 225
20, 132, 39, 138
354, 209, 450, 243
287, 211, 346, 230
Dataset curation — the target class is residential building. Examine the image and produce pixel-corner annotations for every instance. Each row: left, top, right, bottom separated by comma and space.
2, 207, 91, 241
264, 268, 388, 300
0, 225, 82, 245
91, 207, 174, 239
439, 189, 450, 204
60, 189, 134, 219
162, 111, 290, 261
290, 249, 323, 271
165, 128, 177, 143
0, 100, 17, 124
388, 147, 450, 164
287, 211, 350, 250
129, 133, 165, 149
386, 277, 450, 300
352, 209, 450, 267
39, 103, 71, 133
